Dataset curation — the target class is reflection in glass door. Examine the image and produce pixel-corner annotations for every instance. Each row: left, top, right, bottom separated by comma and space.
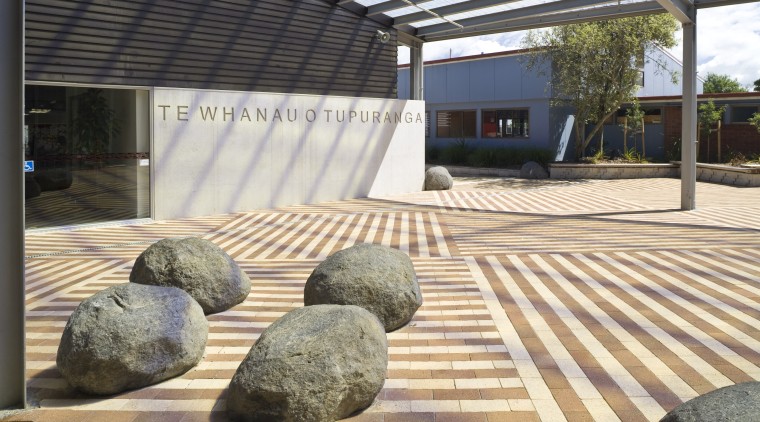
24, 85, 150, 229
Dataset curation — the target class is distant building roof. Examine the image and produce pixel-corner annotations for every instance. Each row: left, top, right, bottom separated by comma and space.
638, 91, 760, 104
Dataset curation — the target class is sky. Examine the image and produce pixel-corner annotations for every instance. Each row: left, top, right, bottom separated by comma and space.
397, 3, 760, 88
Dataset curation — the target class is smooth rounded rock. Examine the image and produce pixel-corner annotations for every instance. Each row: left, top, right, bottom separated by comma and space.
228, 305, 388, 422
130, 237, 251, 314
660, 382, 760, 422
25, 175, 41, 199
304, 243, 422, 332
35, 168, 73, 191
56, 283, 208, 395
520, 161, 549, 179
424, 166, 453, 190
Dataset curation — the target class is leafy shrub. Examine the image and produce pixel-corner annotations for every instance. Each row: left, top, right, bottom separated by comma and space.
666, 138, 681, 162
749, 112, 760, 134
621, 148, 648, 163
439, 138, 473, 165
581, 147, 607, 164
426, 145, 440, 162
426, 142, 553, 168
725, 150, 760, 166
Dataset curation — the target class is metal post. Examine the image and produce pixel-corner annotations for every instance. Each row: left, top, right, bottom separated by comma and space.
410, 41, 424, 101
0, 0, 26, 410
681, 19, 697, 211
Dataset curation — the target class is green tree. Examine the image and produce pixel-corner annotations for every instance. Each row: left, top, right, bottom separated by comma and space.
620, 99, 644, 153
522, 15, 678, 159
754, 78, 760, 92
749, 112, 760, 133
698, 99, 725, 162
703, 73, 748, 93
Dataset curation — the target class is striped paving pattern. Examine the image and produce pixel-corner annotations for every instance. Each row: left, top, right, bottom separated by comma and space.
26, 166, 150, 229
10, 177, 760, 422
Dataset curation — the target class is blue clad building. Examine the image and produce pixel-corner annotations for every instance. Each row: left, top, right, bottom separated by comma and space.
398, 48, 703, 161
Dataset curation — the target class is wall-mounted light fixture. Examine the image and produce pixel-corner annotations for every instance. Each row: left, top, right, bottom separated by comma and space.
376, 30, 390, 44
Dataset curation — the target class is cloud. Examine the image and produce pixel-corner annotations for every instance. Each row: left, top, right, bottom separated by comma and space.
398, 32, 526, 63
399, 4, 760, 87
693, 3, 760, 86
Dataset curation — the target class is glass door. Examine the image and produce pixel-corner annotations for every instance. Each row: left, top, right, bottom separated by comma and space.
24, 85, 150, 229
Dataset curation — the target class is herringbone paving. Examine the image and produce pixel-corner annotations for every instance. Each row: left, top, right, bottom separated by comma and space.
9, 177, 760, 421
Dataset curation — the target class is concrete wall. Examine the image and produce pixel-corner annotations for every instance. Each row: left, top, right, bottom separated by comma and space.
153, 88, 424, 220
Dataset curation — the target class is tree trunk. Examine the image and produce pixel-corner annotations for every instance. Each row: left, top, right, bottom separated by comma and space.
697, 123, 701, 162
641, 117, 646, 158
717, 120, 722, 163
574, 120, 586, 160
623, 117, 628, 151
582, 109, 617, 155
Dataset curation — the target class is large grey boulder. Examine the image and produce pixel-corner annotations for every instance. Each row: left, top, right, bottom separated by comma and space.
660, 382, 760, 421
130, 237, 251, 314
228, 305, 387, 422
56, 283, 208, 395
35, 168, 73, 191
520, 161, 549, 179
424, 166, 453, 190
304, 243, 422, 332
25, 174, 41, 199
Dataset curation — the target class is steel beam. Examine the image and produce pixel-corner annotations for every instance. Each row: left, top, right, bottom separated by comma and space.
655, 0, 695, 23
0, 0, 26, 410
419, 1, 666, 41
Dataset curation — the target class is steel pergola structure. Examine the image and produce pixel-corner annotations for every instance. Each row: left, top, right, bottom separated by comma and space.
337, 0, 754, 42
335, 0, 756, 211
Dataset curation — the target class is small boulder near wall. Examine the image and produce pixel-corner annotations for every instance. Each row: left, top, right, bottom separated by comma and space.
25, 175, 41, 199
304, 243, 422, 332
520, 161, 549, 179
228, 305, 388, 422
130, 237, 251, 314
56, 283, 208, 395
660, 382, 760, 422
35, 168, 73, 191
424, 166, 453, 190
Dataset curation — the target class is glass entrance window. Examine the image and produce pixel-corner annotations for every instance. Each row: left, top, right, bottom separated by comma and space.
24, 85, 150, 229
482, 109, 530, 138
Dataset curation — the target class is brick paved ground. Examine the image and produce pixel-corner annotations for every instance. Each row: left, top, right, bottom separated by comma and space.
8, 177, 760, 422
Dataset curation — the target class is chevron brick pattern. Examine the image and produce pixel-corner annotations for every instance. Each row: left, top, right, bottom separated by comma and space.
10, 177, 760, 422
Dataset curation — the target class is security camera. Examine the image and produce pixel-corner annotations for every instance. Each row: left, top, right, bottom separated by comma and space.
376, 30, 391, 44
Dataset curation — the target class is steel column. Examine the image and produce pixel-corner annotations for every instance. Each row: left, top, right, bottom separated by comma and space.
0, 0, 26, 409
410, 41, 424, 101
681, 20, 697, 210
